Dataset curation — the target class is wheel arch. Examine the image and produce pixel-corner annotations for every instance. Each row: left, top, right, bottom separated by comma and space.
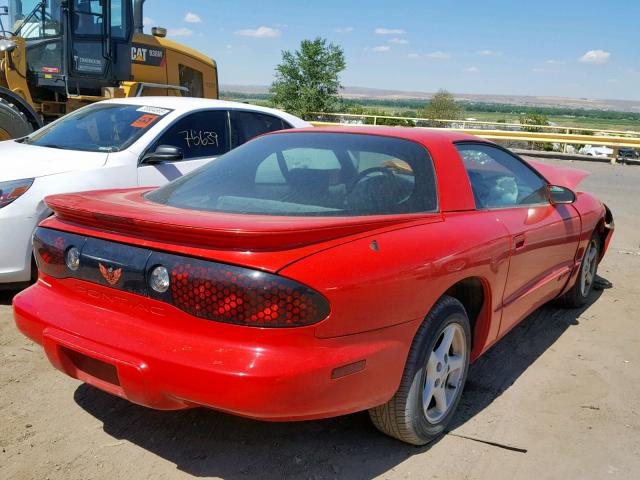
595, 203, 614, 262
0, 86, 43, 130
440, 276, 492, 360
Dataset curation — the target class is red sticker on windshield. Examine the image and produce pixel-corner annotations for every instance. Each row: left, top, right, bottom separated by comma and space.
131, 114, 159, 128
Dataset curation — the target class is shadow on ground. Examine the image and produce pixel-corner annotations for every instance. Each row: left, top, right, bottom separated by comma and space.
74, 285, 606, 479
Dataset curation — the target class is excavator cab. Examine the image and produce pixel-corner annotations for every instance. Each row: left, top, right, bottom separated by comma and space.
6, 0, 133, 97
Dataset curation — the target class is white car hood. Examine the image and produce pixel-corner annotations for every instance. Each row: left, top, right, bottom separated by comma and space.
0, 140, 109, 182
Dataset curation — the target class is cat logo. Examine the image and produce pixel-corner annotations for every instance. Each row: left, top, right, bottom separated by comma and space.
132, 46, 147, 62
131, 44, 166, 67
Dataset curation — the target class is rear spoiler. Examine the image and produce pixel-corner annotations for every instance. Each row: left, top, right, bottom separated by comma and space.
45, 188, 441, 251
526, 159, 590, 190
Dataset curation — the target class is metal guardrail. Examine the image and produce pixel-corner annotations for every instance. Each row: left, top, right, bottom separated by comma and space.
309, 112, 640, 137
309, 120, 640, 164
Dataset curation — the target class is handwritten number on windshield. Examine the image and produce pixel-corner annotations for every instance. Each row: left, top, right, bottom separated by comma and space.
179, 130, 219, 149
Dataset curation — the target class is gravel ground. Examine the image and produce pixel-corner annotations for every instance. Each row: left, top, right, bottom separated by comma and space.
1, 157, 639, 480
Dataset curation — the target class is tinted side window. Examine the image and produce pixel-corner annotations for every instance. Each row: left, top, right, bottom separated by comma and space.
151, 110, 229, 160
456, 144, 548, 209
230, 111, 289, 147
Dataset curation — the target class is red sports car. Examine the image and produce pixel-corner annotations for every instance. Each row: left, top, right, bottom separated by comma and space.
13, 127, 613, 445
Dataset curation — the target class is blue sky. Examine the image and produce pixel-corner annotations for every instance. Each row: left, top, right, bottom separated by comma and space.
148, 0, 638, 100
2, 0, 638, 100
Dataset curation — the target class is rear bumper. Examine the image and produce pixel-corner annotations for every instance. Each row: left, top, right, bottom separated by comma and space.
13, 278, 417, 421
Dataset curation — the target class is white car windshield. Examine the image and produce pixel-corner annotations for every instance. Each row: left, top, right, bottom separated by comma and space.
21, 104, 173, 153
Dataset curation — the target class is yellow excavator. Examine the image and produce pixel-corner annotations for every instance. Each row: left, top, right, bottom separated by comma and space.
0, 0, 219, 140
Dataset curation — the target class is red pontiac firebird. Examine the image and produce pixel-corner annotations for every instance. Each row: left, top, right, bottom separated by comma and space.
13, 127, 613, 444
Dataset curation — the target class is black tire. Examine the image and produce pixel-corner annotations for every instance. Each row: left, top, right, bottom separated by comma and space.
0, 97, 34, 140
559, 233, 600, 308
30, 255, 39, 284
369, 296, 471, 445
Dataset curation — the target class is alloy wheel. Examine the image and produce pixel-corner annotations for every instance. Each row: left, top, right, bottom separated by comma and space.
422, 322, 467, 423
580, 239, 598, 297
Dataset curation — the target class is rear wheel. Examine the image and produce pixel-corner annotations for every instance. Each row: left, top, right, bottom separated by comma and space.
0, 98, 34, 140
560, 234, 600, 308
369, 296, 471, 445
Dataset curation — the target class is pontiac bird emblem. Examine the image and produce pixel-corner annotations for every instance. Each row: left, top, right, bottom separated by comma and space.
99, 263, 122, 286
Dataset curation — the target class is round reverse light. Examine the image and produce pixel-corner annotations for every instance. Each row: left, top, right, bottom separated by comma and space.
149, 265, 170, 293
65, 247, 81, 271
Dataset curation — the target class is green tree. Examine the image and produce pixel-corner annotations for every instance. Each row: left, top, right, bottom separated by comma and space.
420, 89, 463, 126
519, 113, 551, 150
519, 113, 549, 132
270, 38, 346, 117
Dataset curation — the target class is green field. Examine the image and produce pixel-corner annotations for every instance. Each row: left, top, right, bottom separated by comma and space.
461, 111, 640, 132
220, 92, 640, 134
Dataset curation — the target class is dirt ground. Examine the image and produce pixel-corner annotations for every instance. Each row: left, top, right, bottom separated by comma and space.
1, 157, 639, 480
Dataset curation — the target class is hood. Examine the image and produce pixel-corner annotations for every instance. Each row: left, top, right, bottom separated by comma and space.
0, 140, 109, 182
527, 159, 590, 191
43, 188, 441, 272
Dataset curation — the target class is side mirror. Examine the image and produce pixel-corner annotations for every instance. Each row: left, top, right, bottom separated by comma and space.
142, 145, 183, 164
549, 185, 576, 204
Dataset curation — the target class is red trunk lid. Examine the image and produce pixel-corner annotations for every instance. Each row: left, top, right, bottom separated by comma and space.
43, 189, 442, 273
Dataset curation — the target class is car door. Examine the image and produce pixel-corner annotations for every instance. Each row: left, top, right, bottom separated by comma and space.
456, 143, 581, 336
137, 109, 230, 186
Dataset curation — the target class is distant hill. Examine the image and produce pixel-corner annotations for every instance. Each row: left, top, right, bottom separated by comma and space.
221, 84, 640, 113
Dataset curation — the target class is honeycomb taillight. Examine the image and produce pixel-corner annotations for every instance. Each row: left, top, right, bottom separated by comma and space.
32, 228, 330, 328
148, 253, 330, 327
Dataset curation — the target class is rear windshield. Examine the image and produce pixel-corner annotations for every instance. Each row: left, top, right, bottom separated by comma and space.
146, 132, 438, 216
22, 103, 173, 152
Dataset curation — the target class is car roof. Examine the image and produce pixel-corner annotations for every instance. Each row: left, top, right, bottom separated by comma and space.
266, 125, 486, 144
99, 97, 310, 127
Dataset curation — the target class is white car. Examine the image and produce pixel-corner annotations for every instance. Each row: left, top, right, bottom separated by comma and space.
580, 145, 613, 158
0, 97, 309, 286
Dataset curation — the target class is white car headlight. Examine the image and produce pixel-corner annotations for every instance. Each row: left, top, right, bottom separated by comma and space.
0, 178, 34, 209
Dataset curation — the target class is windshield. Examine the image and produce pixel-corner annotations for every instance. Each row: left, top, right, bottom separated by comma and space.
147, 132, 438, 217
23, 103, 172, 152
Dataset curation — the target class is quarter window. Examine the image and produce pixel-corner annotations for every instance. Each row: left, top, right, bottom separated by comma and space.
149, 110, 229, 160
456, 143, 548, 209
230, 110, 290, 147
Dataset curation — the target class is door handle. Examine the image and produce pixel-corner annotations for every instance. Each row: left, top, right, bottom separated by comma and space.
513, 234, 526, 251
